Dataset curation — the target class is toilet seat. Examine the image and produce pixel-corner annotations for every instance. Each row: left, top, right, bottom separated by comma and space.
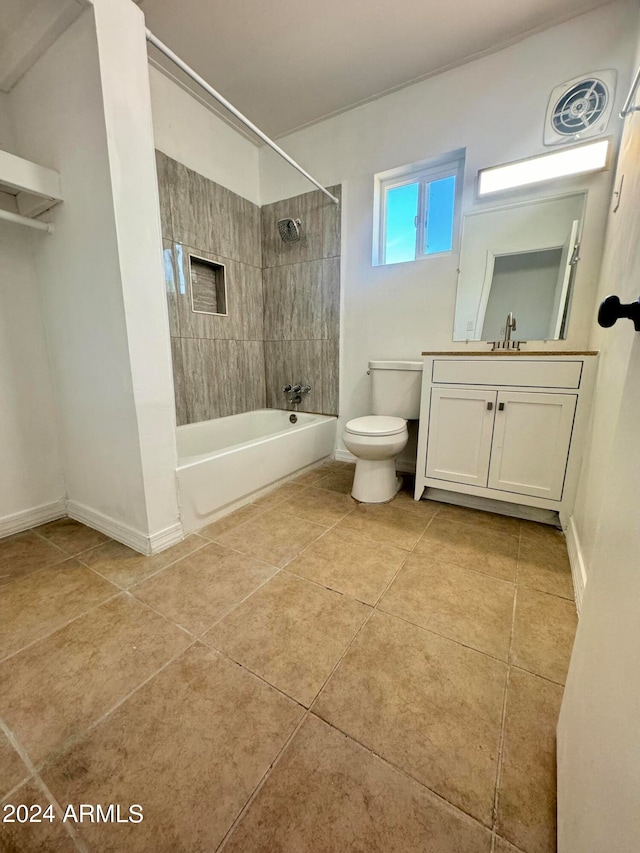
345, 415, 407, 437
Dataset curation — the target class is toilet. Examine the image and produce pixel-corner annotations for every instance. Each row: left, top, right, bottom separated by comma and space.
344, 360, 423, 503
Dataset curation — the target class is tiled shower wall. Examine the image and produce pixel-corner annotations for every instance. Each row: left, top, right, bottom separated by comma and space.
157, 151, 265, 425
261, 187, 341, 415
156, 150, 340, 424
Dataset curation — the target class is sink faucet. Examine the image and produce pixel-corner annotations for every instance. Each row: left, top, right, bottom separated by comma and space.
489, 312, 522, 351
504, 312, 516, 345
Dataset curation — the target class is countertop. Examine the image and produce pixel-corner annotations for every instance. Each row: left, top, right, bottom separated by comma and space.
421, 350, 599, 356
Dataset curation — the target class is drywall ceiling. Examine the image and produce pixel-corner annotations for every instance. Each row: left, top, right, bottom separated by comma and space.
0, 0, 84, 92
140, 0, 613, 139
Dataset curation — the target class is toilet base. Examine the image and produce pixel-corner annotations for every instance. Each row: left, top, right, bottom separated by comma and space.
351, 458, 402, 503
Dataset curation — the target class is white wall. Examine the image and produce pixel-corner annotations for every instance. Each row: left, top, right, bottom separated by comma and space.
8, 4, 179, 550
0, 92, 15, 154
149, 66, 261, 204
0, 220, 64, 530
259, 1, 637, 452
558, 9, 640, 846
0, 88, 64, 532
91, 0, 181, 544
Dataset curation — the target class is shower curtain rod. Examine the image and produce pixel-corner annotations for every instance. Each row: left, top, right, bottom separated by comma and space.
620, 64, 640, 118
145, 29, 339, 205
0, 207, 53, 233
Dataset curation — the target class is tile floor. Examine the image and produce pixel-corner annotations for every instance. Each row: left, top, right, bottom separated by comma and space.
0, 461, 577, 853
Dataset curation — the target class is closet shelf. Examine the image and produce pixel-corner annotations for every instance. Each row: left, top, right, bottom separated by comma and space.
0, 149, 63, 233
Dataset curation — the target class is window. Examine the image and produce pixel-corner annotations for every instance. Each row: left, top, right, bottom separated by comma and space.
374, 151, 464, 266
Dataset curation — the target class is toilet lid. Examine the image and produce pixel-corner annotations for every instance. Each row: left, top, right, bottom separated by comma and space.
345, 416, 407, 437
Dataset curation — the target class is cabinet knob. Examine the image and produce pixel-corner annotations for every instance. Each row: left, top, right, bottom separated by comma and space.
487, 402, 493, 410
498, 402, 505, 411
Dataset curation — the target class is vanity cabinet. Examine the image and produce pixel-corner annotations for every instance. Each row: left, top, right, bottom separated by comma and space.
416, 354, 597, 523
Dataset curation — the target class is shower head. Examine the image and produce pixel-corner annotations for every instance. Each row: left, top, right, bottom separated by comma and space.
277, 217, 302, 243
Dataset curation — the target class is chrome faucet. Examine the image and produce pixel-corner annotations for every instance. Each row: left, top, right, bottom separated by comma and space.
504, 311, 516, 345
282, 383, 312, 406
489, 312, 521, 351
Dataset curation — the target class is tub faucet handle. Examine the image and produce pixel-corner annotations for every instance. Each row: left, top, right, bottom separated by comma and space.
292, 384, 302, 394
282, 384, 292, 393
301, 385, 312, 394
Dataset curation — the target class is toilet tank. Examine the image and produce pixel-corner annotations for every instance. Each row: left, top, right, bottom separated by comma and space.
369, 360, 423, 418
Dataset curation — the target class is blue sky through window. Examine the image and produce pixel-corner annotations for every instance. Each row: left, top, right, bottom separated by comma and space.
384, 174, 455, 264
425, 175, 455, 254
385, 182, 418, 264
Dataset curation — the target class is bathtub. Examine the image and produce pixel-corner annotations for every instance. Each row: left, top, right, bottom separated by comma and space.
176, 409, 337, 533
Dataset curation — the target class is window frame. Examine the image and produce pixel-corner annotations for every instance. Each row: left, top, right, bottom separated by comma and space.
375, 153, 465, 267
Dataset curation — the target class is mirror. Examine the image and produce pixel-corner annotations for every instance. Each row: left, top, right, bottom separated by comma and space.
453, 193, 586, 342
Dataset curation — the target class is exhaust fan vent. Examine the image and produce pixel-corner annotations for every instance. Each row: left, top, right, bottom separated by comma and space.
544, 70, 616, 146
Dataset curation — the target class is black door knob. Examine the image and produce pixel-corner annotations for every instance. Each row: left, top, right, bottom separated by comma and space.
597, 295, 640, 331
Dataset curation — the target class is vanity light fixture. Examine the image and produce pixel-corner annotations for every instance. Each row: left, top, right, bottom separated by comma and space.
477, 140, 609, 196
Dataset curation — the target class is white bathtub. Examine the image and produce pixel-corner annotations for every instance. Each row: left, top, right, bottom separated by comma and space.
176, 409, 337, 533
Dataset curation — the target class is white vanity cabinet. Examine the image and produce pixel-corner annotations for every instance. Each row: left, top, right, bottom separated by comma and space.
415, 354, 597, 524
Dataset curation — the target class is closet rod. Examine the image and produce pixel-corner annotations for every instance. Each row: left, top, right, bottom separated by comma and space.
145, 28, 339, 205
620, 65, 640, 118
0, 208, 53, 233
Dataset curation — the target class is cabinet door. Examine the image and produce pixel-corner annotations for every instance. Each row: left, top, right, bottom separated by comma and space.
488, 391, 577, 500
426, 388, 497, 486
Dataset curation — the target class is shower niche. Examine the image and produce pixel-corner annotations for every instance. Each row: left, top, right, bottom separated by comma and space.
189, 253, 227, 316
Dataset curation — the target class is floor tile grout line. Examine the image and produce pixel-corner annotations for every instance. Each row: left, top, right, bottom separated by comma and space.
196, 506, 270, 542
317, 712, 498, 832
398, 552, 517, 586
0, 591, 123, 667
309, 709, 496, 833
164, 498, 430, 649
515, 528, 576, 603
303, 497, 515, 836
278, 565, 374, 606
0, 771, 33, 805
0, 716, 89, 853
0, 551, 71, 590
0, 560, 64, 591
129, 563, 283, 641
114, 534, 247, 592
75, 534, 213, 591
214, 488, 415, 852
429, 514, 521, 540
25, 528, 70, 558
24, 637, 200, 784
203, 506, 356, 575
491, 603, 518, 839
205, 641, 310, 709
508, 662, 568, 688
260, 503, 359, 569
268, 503, 358, 535
374, 601, 513, 666
214, 707, 309, 852
306, 527, 416, 716
30, 527, 110, 563
119, 590, 196, 640
330, 510, 437, 554
216, 601, 380, 852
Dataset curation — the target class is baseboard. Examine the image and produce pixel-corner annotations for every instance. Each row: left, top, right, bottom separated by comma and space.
0, 500, 66, 539
565, 515, 587, 616
66, 501, 183, 556
147, 522, 185, 554
333, 449, 416, 475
